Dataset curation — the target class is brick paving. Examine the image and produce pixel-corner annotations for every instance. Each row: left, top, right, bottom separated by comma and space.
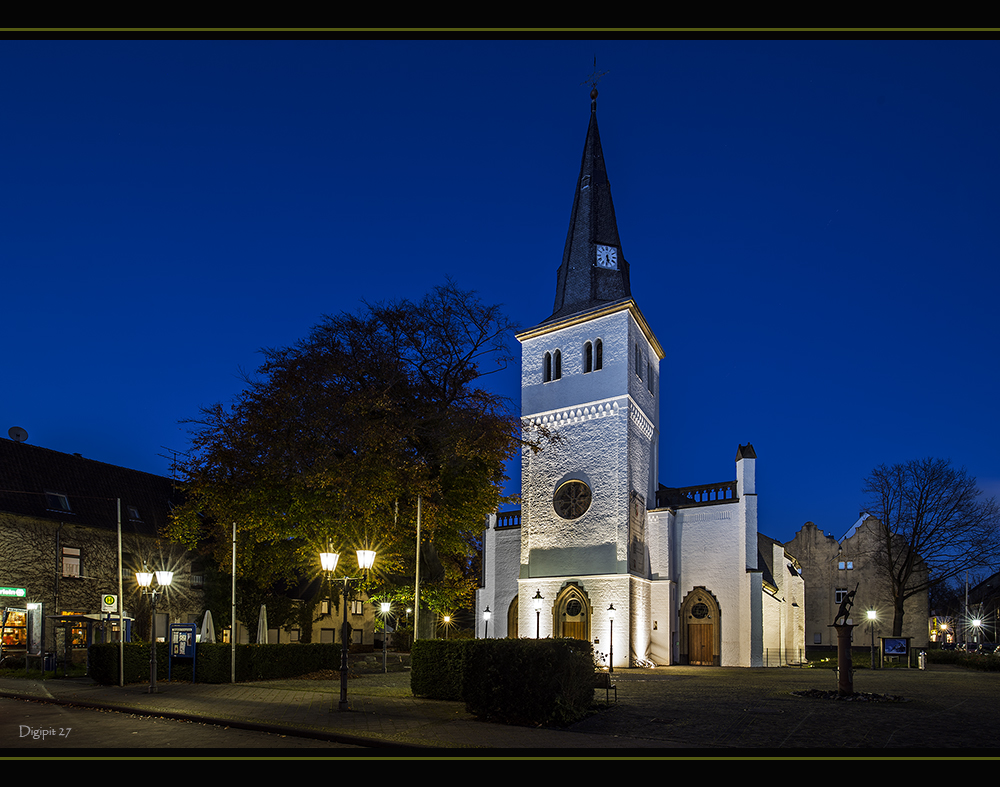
1, 660, 998, 752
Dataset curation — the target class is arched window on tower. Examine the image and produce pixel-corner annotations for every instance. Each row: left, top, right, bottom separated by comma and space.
595, 338, 603, 370
553, 349, 562, 380
543, 352, 552, 383
583, 341, 593, 374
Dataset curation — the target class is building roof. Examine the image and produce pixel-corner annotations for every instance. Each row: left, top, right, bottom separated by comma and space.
0, 437, 176, 538
544, 88, 632, 325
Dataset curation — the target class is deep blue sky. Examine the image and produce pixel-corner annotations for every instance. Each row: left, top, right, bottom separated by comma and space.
3, 38, 998, 546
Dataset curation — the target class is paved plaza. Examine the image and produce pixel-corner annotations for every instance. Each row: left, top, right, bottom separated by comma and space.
1, 660, 998, 754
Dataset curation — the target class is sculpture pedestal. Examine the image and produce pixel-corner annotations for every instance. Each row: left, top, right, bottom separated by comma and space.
833, 623, 855, 696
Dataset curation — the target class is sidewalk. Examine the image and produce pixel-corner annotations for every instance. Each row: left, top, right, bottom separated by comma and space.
0, 658, 668, 750
3, 659, 1000, 752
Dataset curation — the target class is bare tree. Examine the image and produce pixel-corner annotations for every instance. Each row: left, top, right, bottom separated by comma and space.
862, 458, 1000, 636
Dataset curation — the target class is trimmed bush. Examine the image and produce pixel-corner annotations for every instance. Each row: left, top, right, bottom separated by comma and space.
88, 642, 344, 685
410, 639, 469, 700
411, 638, 595, 727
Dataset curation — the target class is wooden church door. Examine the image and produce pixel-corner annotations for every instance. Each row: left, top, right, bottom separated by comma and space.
682, 589, 719, 666
688, 623, 715, 666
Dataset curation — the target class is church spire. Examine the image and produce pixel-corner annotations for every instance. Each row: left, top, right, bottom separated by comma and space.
549, 87, 632, 322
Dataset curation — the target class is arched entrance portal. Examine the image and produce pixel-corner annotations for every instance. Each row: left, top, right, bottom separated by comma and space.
554, 583, 592, 642
680, 588, 720, 666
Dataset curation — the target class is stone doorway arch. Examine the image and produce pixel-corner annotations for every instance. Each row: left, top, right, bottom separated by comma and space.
680, 587, 720, 666
554, 582, 592, 642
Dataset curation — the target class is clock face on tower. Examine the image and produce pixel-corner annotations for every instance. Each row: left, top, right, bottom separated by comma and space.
596, 245, 618, 270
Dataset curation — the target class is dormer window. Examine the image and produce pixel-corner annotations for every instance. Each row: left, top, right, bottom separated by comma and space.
580, 175, 591, 191
45, 491, 72, 513
128, 506, 142, 521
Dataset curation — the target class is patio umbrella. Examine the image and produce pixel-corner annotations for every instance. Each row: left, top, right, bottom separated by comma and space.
200, 610, 216, 643
256, 604, 268, 644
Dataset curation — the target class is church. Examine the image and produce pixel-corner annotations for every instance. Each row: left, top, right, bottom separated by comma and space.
476, 89, 805, 667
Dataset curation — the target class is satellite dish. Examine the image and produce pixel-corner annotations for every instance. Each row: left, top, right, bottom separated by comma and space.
8, 426, 28, 443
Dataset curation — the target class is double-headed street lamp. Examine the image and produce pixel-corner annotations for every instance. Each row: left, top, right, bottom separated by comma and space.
320, 547, 376, 712
135, 568, 173, 694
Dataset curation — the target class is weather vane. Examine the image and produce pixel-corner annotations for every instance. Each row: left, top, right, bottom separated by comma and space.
582, 57, 609, 94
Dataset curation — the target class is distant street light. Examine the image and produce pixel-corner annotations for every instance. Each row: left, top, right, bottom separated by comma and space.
866, 609, 878, 669
608, 604, 616, 673
380, 601, 391, 673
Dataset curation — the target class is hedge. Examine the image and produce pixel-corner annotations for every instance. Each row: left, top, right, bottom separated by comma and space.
88, 642, 344, 685
411, 638, 595, 727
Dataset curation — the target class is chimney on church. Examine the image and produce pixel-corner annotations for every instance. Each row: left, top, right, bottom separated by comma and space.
736, 443, 758, 571
736, 443, 756, 498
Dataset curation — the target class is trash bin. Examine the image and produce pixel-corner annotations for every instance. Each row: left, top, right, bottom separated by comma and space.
918, 651, 926, 670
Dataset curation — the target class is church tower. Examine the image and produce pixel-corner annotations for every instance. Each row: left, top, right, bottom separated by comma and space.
479, 87, 805, 668
515, 88, 664, 663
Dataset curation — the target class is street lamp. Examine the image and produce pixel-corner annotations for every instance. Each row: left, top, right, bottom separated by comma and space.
608, 604, 616, 674
320, 546, 377, 711
482, 606, 491, 639
533, 590, 543, 639
135, 568, 173, 694
442, 615, 451, 640
866, 609, 878, 669
379, 601, 391, 673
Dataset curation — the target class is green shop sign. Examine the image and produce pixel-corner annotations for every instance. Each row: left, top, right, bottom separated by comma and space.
0, 587, 27, 598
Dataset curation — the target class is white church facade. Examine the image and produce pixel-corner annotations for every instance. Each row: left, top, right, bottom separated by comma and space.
476, 90, 805, 668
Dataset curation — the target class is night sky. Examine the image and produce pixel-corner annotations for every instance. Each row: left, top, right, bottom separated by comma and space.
3, 38, 998, 547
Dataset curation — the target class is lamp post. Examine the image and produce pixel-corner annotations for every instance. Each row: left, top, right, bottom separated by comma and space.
866, 609, 878, 669
533, 590, 543, 639
442, 615, 451, 640
483, 606, 491, 639
135, 568, 173, 694
320, 547, 376, 712
608, 604, 615, 673
380, 602, 391, 673
972, 618, 984, 651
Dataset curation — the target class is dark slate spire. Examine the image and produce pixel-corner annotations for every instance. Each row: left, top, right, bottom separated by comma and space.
548, 88, 632, 322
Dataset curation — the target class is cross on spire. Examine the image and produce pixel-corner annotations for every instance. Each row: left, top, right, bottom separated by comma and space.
581, 57, 609, 94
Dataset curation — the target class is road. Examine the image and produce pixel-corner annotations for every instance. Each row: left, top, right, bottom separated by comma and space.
0, 697, 362, 751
